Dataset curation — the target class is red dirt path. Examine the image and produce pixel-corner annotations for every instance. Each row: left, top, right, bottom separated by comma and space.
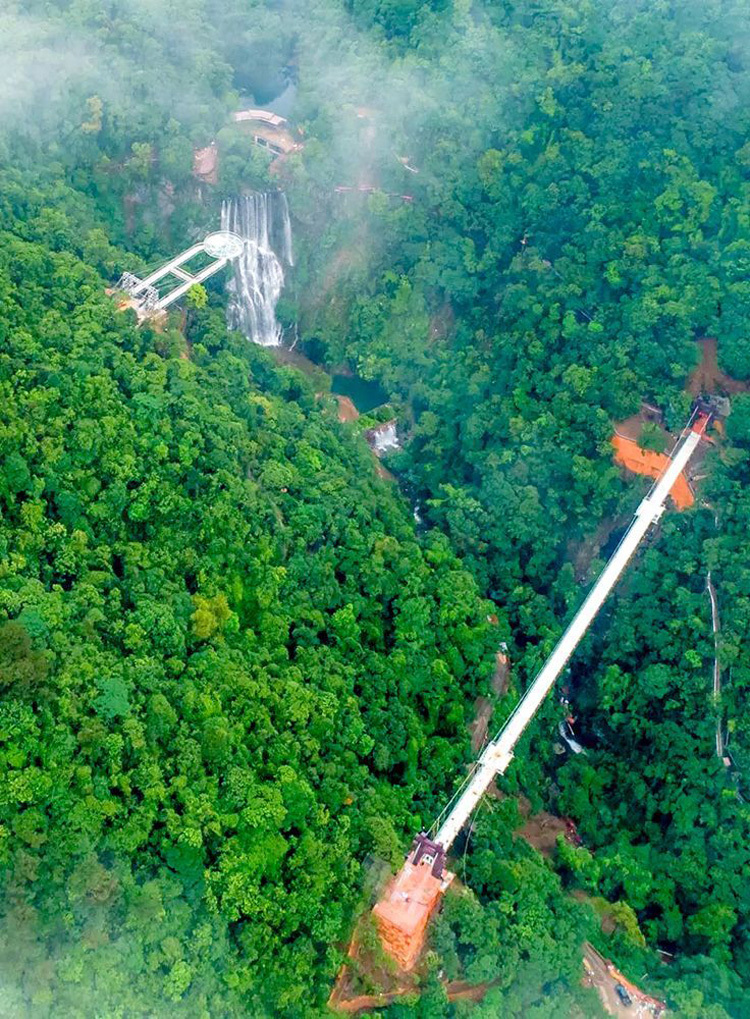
688, 337, 748, 397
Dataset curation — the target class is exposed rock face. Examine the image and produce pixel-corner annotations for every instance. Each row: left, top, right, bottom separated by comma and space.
193, 143, 218, 184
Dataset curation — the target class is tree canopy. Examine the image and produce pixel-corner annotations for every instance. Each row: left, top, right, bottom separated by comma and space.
4, 0, 750, 1015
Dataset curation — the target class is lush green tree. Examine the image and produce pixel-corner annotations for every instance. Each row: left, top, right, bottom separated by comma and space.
6, 0, 750, 1014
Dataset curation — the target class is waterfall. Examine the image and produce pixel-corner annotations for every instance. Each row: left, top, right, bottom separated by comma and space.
221, 192, 293, 347
366, 420, 400, 456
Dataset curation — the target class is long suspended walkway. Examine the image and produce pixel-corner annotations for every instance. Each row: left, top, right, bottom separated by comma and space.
372, 409, 711, 970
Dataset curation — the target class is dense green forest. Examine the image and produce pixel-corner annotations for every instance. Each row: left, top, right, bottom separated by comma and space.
3, 0, 750, 1016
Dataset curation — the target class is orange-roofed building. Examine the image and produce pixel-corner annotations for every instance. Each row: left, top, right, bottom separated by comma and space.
373, 835, 453, 971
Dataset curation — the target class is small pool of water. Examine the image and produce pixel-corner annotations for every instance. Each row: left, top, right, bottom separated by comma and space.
267, 81, 297, 119
332, 373, 388, 413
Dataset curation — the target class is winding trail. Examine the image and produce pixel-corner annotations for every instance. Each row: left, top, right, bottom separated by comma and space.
706, 571, 724, 759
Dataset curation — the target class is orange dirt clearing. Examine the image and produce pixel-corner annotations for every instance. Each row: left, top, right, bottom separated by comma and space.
335, 395, 359, 423
518, 810, 569, 857
615, 403, 670, 445
612, 434, 694, 510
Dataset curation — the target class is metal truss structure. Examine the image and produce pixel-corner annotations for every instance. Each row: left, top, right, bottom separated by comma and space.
116, 231, 244, 318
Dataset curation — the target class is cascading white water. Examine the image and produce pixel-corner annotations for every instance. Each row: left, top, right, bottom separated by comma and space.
221, 192, 293, 347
